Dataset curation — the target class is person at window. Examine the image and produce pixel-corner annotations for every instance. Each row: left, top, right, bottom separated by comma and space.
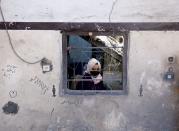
76, 58, 106, 90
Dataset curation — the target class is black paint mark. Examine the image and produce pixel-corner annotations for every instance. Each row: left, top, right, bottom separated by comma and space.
40, 58, 53, 73
9, 90, 17, 98
2, 65, 17, 79
52, 85, 56, 97
29, 76, 49, 94
2, 101, 19, 114
139, 85, 143, 97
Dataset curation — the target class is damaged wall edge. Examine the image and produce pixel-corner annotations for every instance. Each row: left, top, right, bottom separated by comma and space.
1, 22, 179, 31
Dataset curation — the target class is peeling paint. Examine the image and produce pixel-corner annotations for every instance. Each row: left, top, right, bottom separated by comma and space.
95, 24, 105, 31
146, 78, 164, 96
0, 30, 179, 130
103, 110, 128, 130
25, 26, 31, 30
82, 98, 95, 108
48, 117, 94, 131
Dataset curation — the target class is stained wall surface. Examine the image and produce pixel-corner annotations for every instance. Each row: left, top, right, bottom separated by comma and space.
0, 0, 179, 22
1, 0, 179, 131
0, 30, 179, 131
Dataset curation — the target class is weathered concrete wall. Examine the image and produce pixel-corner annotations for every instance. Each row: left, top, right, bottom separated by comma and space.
0, 30, 179, 131
1, 0, 179, 130
1, 0, 179, 22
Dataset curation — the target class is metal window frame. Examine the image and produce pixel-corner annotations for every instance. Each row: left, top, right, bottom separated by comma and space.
1, 22, 179, 31
62, 31, 129, 95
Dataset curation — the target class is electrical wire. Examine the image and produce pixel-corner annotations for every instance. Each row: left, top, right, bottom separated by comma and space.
0, 0, 43, 64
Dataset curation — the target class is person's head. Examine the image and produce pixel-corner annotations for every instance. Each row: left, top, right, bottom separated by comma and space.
86, 58, 101, 77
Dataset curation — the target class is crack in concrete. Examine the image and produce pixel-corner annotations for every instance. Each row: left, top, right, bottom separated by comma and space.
50, 108, 54, 117
109, 0, 118, 22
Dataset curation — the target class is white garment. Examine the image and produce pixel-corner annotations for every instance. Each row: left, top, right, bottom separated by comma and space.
91, 74, 103, 84
86, 58, 102, 84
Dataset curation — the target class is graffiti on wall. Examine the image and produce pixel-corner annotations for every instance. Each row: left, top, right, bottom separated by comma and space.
9, 90, 17, 98
60, 99, 82, 106
47, 116, 94, 131
29, 76, 49, 94
1, 65, 17, 79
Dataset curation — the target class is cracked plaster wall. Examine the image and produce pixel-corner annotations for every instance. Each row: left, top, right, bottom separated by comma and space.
0, 0, 179, 22
0, 0, 179, 131
0, 30, 179, 131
